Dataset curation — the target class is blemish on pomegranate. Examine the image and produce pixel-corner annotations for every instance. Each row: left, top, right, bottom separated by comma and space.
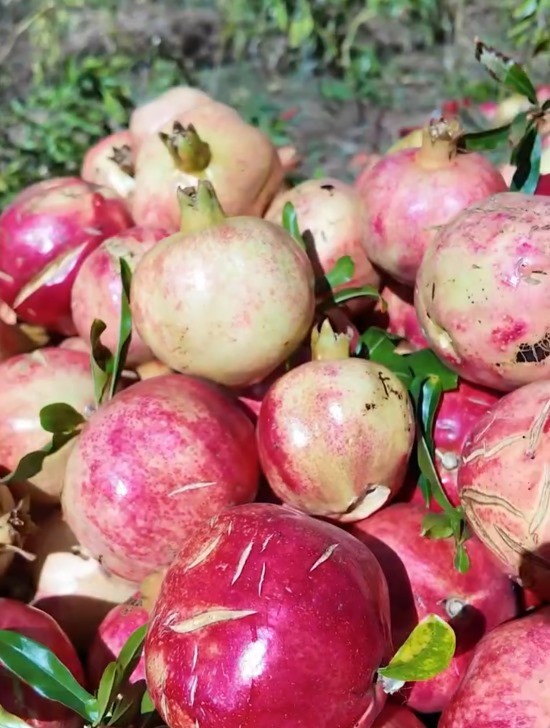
231, 540, 254, 585
260, 534, 274, 552
525, 400, 550, 458
168, 481, 217, 495
258, 562, 267, 597
185, 533, 222, 572
189, 674, 198, 705
516, 334, 550, 364
309, 543, 339, 572
170, 608, 258, 634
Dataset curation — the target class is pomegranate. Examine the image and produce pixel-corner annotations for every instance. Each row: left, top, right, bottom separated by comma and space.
62, 373, 260, 583
144, 502, 392, 728
129, 86, 213, 148
385, 128, 423, 154
27, 509, 137, 651
81, 130, 135, 201
132, 101, 283, 230
351, 502, 517, 714
131, 181, 315, 387
264, 177, 382, 312
372, 703, 424, 728
257, 320, 414, 521
71, 226, 168, 366
458, 378, 550, 599
0, 316, 36, 361
0, 348, 95, 503
87, 592, 148, 688
536, 174, 550, 196
0, 598, 84, 728
378, 281, 428, 350
415, 192, 550, 391
59, 337, 89, 353
0, 177, 132, 334
439, 607, 550, 727
356, 118, 507, 285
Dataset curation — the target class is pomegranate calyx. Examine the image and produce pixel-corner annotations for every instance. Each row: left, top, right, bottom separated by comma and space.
416, 117, 463, 170
310, 318, 350, 361
177, 180, 226, 234
109, 145, 135, 178
159, 121, 211, 173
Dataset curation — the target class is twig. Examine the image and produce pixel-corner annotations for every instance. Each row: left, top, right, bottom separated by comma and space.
0, 2, 56, 66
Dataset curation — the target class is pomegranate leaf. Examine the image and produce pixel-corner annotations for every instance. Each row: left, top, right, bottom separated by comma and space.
324, 255, 355, 289
96, 662, 121, 723
331, 285, 385, 309
454, 542, 471, 573
474, 39, 538, 104
405, 349, 458, 391
0, 705, 34, 728
361, 328, 412, 387
141, 690, 155, 715
115, 624, 147, 683
0, 429, 79, 485
281, 201, 305, 250
105, 682, 145, 727
39, 403, 85, 434
0, 630, 99, 722
378, 614, 456, 686
421, 512, 454, 540
510, 125, 542, 193
90, 319, 112, 406
461, 124, 512, 152
108, 258, 133, 401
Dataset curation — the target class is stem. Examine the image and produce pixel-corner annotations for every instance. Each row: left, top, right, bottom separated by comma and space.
416, 117, 463, 170
159, 122, 212, 173
310, 319, 350, 361
178, 180, 226, 234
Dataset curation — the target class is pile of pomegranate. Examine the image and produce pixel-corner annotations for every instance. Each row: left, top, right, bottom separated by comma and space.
0, 75, 549, 728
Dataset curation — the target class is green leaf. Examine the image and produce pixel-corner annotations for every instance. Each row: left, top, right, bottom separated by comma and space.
474, 40, 538, 104
0, 630, 99, 722
421, 512, 454, 540
324, 256, 355, 290
0, 430, 80, 485
461, 124, 511, 152
378, 614, 456, 684
331, 285, 384, 308
106, 684, 144, 727
108, 258, 133, 401
0, 705, 33, 728
361, 328, 413, 388
288, 0, 314, 48
454, 542, 471, 573
281, 201, 305, 250
90, 319, 113, 407
140, 690, 155, 715
115, 624, 147, 684
39, 404, 85, 434
510, 127, 542, 194
405, 350, 458, 392
95, 662, 121, 723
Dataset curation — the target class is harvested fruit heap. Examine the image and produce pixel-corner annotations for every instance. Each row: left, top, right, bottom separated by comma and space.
0, 40, 549, 728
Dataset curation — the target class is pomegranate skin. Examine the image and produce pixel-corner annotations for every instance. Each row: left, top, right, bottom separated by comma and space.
257, 358, 415, 521
372, 703, 424, 728
0, 599, 84, 728
145, 502, 392, 728
536, 174, 550, 196
439, 607, 550, 727
71, 226, 168, 366
380, 281, 428, 350
87, 593, 148, 689
131, 218, 316, 388
356, 144, 506, 285
81, 131, 135, 201
415, 192, 550, 391
132, 102, 283, 230
0, 348, 95, 503
62, 374, 260, 583
0, 177, 132, 335
351, 502, 518, 714
458, 379, 550, 599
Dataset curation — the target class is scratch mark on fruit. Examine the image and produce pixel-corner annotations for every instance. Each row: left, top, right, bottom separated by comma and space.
494, 524, 525, 556
0, 271, 14, 284
185, 534, 222, 571
529, 465, 550, 538
462, 434, 524, 464
170, 608, 258, 634
258, 562, 266, 597
189, 674, 198, 706
460, 488, 525, 519
309, 543, 339, 572
168, 481, 217, 495
231, 540, 254, 585
13, 242, 88, 307
160, 694, 169, 721
525, 400, 550, 458
191, 644, 199, 671
260, 534, 274, 552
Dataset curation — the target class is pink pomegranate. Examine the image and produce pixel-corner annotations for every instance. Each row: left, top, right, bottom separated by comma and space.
62, 373, 260, 583
536, 174, 550, 196
415, 192, 550, 391
129, 86, 213, 148
458, 378, 550, 599
71, 226, 168, 366
257, 321, 415, 521
131, 181, 315, 387
0, 348, 95, 503
27, 509, 137, 651
0, 598, 84, 728
144, 502, 392, 728
59, 336, 89, 353
372, 703, 424, 728
379, 281, 428, 350
81, 130, 135, 201
0, 177, 133, 334
87, 592, 148, 688
351, 501, 517, 714
356, 118, 507, 285
132, 101, 283, 231
439, 607, 550, 727
264, 177, 382, 311
432, 380, 501, 507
